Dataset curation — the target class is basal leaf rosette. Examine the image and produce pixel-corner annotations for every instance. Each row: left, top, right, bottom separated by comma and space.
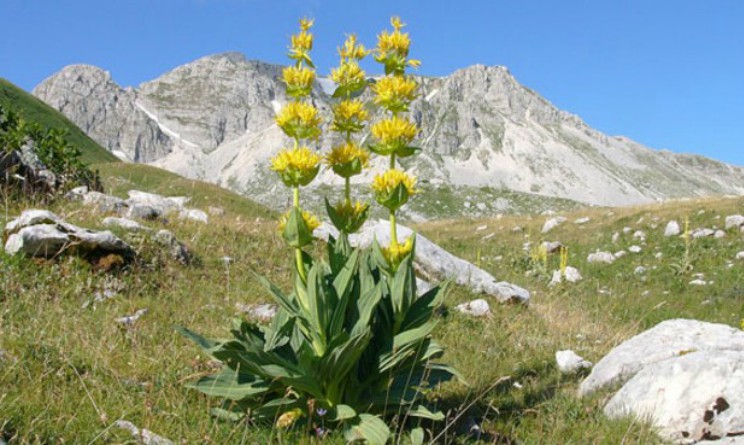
276, 101, 322, 140
282, 66, 315, 98
271, 145, 321, 187
372, 168, 417, 211
371, 75, 418, 113
278, 207, 320, 248
374, 17, 421, 75
325, 199, 369, 234
331, 99, 368, 134
369, 115, 420, 157
289, 18, 315, 67
326, 142, 369, 178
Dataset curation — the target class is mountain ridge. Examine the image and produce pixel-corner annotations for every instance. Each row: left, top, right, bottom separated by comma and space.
32, 52, 744, 217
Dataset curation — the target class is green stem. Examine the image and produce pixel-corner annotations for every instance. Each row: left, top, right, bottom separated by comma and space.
389, 209, 398, 246
293, 186, 306, 282
344, 177, 351, 204
389, 154, 396, 170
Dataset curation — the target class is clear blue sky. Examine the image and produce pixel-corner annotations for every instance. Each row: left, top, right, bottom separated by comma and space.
2, 0, 742, 166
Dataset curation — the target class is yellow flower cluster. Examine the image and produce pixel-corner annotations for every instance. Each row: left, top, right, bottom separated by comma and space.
278, 208, 320, 233
289, 18, 314, 65
275, 408, 304, 429
282, 66, 315, 97
332, 99, 368, 133
371, 115, 418, 153
382, 236, 414, 269
271, 146, 321, 187
330, 60, 366, 89
326, 142, 369, 168
275, 101, 322, 140
372, 168, 417, 197
377, 16, 411, 58
338, 34, 368, 61
372, 75, 418, 112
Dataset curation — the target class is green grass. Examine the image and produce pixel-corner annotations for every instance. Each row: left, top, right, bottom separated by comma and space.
0, 78, 118, 165
3, 167, 744, 443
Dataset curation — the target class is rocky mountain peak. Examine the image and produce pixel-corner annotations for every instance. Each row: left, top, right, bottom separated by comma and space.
33, 53, 744, 217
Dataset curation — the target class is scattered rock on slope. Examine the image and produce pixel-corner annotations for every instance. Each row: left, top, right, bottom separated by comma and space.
3, 209, 134, 261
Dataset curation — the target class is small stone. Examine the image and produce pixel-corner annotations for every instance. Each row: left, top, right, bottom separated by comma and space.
725, 215, 744, 230
736, 251, 744, 260
102, 217, 147, 232
556, 350, 592, 374
511, 226, 523, 233
613, 250, 627, 259
154, 230, 193, 265
455, 299, 491, 317
115, 420, 173, 445
611, 232, 620, 243
115, 308, 148, 326
542, 217, 567, 234
714, 229, 726, 239
691, 228, 715, 239
622, 227, 632, 234
632, 230, 646, 241
688, 279, 707, 286
550, 266, 582, 285
475, 224, 487, 232
574, 217, 591, 225
178, 208, 208, 224
655, 252, 664, 259
628, 245, 642, 253
126, 204, 161, 221
208, 206, 225, 216
481, 232, 495, 240
664, 220, 681, 236
588, 251, 615, 264
541, 241, 564, 254
634, 266, 647, 275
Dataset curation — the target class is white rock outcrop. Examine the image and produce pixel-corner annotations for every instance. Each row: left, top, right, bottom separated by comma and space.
556, 350, 592, 374
455, 299, 491, 317
316, 220, 530, 304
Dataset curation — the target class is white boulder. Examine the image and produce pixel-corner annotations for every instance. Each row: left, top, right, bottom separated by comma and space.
542, 216, 567, 234
455, 299, 491, 317
725, 215, 744, 230
588, 251, 615, 264
556, 350, 592, 374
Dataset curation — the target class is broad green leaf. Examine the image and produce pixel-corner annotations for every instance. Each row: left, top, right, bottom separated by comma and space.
209, 407, 246, 422
175, 326, 221, 352
405, 404, 445, 421
344, 414, 390, 445
409, 427, 425, 445
394, 319, 437, 351
253, 271, 298, 316
332, 404, 357, 421
187, 368, 269, 400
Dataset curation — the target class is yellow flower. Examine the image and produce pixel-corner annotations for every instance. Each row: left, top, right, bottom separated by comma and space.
371, 75, 418, 112
338, 34, 369, 61
326, 142, 369, 178
382, 236, 414, 270
275, 408, 304, 429
370, 116, 419, 156
271, 146, 321, 187
275, 101, 322, 140
289, 19, 314, 66
331, 99, 368, 133
372, 169, 417, 210
278, 208, 321, 233
376, 17, 411, 58
329, 200, 369, 233
282, 66, 315, 98
330, 60, 367, 95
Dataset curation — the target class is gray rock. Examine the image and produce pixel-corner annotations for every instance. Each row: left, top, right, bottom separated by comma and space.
126, 204, 162, 221
455, 299, 490, 317
102, 217, 147, 232
632, 230, 646, 241
549, 266, 582, 285
114, 419, 173, 445
715, 229, 726, 239
154, 229, 193, 265
115, 309, 148, 326
82, 191, 127, 212
556, 350, 592, 374
613, 250, 627, 258
4, 210, 134, 259
126, 190, 186, 215
316, 220, 530, 304
736, 252, 744, 260
579, 319, 744, 397
604, 350, 744, 444
628, 245, 642, 253
541, 241, 564, 254
725, 215, 744, 230
64, 185, 89, 200
208, 206, 225, 216
574, 217, 591, 225
588, 251, 615, 264
178, 208, 208, 224
691, 228, 715, 239
542, 217, 567, 234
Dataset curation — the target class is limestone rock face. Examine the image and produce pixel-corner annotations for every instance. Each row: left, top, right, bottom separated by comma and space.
32, 65, 172, 162
604, 350, 744, 444
579, 319, 744, 397
34, 55, 744, 217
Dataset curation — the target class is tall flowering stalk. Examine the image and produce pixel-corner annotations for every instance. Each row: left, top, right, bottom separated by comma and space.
180, 18, 461, 443
370, 17, 421, 270
325, 34, 371, 235
271, 18, 322, 282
